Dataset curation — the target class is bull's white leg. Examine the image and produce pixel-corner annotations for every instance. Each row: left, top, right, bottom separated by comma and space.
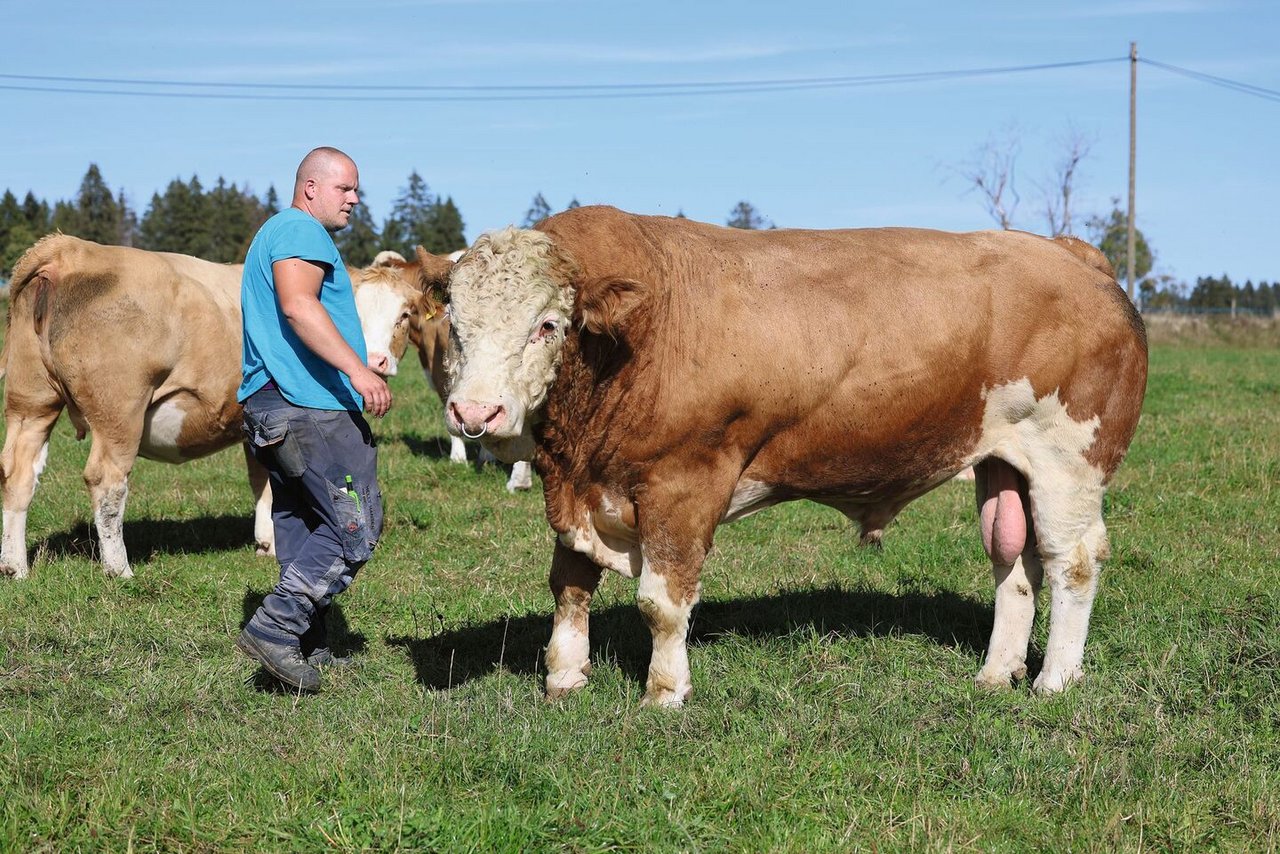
973, 460, 1042, 689
243, 444, 275, 556
1, 411, 61, 580
976, 549, 1043, 688
636, 553, 700, 708
449, 436, 468, 464
506, 461, 533, 492
1035, 520, 1108, 694
546, 542, 603, 698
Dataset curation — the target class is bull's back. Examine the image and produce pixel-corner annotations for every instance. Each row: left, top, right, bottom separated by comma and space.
549, 210, 1146, 493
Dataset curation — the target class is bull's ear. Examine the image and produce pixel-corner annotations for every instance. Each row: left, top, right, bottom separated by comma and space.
414, 245, 454, 301
575, 276, 647, 337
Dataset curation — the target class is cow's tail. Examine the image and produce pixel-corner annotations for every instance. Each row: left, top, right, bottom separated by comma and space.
1052, 235, 1116, 280
2, 232, 71, 386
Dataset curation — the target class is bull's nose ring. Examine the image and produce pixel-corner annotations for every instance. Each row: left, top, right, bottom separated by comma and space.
462, 423, 488, 439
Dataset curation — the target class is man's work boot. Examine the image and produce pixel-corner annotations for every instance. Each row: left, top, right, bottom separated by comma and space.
300, 607, 354, 669
236, 628, 321, 692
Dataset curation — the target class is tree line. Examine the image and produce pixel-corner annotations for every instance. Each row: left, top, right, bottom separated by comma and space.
8, 163, 1269, 314
0, 164, 469, 276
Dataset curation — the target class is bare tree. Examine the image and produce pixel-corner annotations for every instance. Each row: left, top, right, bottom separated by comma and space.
1039, 126, 1094, 237
957, 128, 1021, 230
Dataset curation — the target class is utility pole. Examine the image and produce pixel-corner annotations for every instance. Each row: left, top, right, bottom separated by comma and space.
1127, 41, 1138, 302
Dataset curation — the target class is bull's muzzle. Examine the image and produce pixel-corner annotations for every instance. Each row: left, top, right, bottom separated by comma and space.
448, 400, 508, 439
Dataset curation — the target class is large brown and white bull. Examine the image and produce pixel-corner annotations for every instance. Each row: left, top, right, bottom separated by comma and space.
0, 233, 431, 580
443, 205, 1148, 707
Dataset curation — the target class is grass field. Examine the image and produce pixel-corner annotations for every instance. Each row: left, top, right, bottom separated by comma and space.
1, 337, 1278, 852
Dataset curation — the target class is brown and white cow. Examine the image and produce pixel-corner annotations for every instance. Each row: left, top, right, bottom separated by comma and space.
379, 248, 534, 493
0, 233, 431, 580
443, 205, 1148, 707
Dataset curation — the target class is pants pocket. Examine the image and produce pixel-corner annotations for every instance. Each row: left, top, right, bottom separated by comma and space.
325, 478, 374, 563
243, 410, 307, 478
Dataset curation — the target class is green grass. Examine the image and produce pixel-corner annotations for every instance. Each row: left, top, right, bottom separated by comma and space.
2, 343, 1278, 852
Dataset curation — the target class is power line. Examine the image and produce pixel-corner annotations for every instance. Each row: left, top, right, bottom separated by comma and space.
0, 58, 1123, 102
1139, 58, 1280, 103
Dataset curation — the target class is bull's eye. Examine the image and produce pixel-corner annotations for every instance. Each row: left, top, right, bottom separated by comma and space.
531, 318, 559, 343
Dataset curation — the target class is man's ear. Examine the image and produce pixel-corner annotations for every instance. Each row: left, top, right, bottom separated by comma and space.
575, 277, 647, 338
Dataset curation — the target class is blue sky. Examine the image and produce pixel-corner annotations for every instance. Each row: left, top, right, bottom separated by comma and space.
4, 0, 1277, 285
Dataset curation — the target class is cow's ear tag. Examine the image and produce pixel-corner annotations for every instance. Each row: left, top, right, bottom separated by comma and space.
577, 277, 647, 338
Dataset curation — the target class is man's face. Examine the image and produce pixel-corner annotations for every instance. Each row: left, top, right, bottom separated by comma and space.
309, 159, 360, 232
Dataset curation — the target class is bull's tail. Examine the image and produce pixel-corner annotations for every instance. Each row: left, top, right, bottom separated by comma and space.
1052, 235, 1116, 279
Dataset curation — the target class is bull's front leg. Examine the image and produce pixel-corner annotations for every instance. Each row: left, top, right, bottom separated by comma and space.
546, 541, 603, 698
636, 548, 702, 708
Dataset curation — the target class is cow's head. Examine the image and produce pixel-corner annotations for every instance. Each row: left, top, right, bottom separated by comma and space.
444, 227, 580, 463
351, 247, 450, 377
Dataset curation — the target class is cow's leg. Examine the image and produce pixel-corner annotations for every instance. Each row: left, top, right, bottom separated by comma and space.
974, 459, 1042, 688
505, 461, 533, 492
449, 436, 468, 464
1, 408, 63, 579
244, 443, 275, 556
82, 416, 145, 579
546, 541, 603, 698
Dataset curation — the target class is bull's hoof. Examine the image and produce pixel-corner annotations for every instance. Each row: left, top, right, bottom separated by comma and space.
0, 564, 28, 580
545, 669, 589, 700
974, 661, 1026, 691
640, 687, 690, 709
104, 564, 134, 580
1032, 668, 1082, 695
255, 543, 275, 557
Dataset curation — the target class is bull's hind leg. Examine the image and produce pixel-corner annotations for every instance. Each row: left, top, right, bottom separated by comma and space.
1024, 462, 1109, 694
974, 459, 1043, 688
1, 408, 63, 579
546, 542, 604, 698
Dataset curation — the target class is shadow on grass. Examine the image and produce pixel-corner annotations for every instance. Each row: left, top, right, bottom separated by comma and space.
387, 584, 997, 692
36, 515, 258, 563
398, 433, 454, 461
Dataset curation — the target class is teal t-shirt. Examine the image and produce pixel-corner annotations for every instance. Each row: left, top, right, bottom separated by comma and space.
238, 208, 367, 410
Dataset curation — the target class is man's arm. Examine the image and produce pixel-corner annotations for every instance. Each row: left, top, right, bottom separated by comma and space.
274, 257, 392, 417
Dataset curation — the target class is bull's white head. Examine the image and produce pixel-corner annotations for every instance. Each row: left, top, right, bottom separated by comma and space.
352, 257, 442, 377
445, 227, 577, 463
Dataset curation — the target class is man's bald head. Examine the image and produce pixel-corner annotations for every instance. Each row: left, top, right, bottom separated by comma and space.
293, 147, 355, 198
292, 147, 360, 232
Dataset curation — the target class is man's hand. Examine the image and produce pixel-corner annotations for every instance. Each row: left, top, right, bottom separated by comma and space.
349, 366, 392, 418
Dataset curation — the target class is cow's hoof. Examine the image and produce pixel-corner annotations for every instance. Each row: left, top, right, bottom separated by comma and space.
974, 662, 1025, 691
1032, 668, 1081, 695
0, 564, 28, 580
255, 543, 275, 557
104, 565, 134, 580
545, 669, 589, 699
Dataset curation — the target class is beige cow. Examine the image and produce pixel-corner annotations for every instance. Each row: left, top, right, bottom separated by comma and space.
0, 233, 429, 579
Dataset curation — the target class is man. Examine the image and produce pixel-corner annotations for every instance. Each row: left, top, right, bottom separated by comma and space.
235, 146, 392, 692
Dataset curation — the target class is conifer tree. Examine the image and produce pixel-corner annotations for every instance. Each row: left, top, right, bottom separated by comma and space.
522, 193, 551, 227
74, 164, 121, 245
